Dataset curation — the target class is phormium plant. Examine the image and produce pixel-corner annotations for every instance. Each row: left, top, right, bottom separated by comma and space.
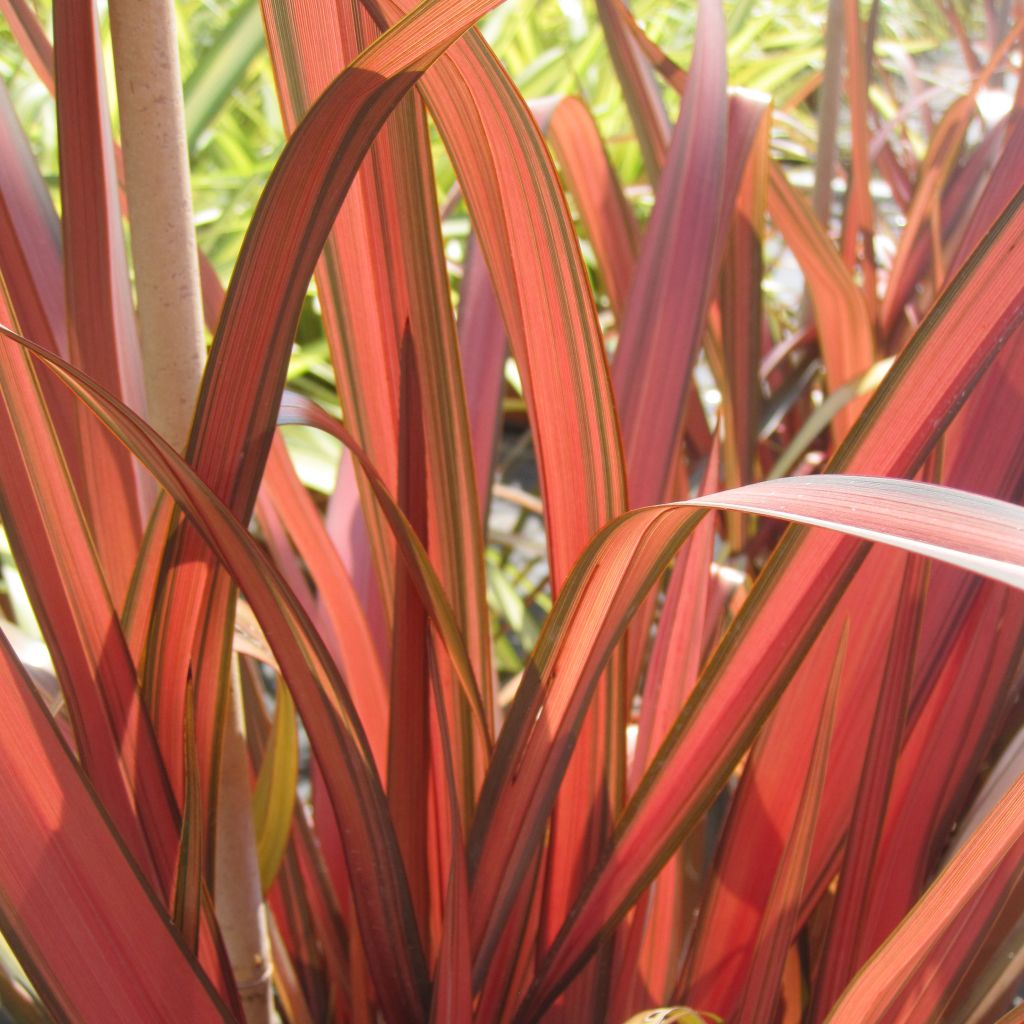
0, 0, 1023, 1021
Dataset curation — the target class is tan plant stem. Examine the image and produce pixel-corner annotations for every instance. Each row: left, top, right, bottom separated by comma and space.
108, 0, 205, 450
215, 667, 274, 1024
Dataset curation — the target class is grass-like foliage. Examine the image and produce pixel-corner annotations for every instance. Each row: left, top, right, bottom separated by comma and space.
0, 0, 1023, 1021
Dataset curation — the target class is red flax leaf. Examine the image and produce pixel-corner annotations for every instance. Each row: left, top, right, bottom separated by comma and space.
172, 673, 204, 952
0, 312, 239, 1008
278, 393, 488, 739
733, 624, 847, 1024
259, 436, 389, 771
0, 632, 232, 1024
720, 95, 769, 506
877, 22, 1024, 344
612, 0, 728, 511
530, 76, 667, 1021
457, 234, 507, 519
4, 328, 434, 1023
0, 0, 53, 91
809, 555, 929, 1018
427, 638, 474, 1024
187, 0, 504, 514
629, 444, 720, 791
766, 162, 876, 436
838, 0, 877, 319
594, 0, 670, 184
52, 0, 147, 604
0, 319, 186, 898
609, 447, 719, 1019
608, 16, 876, 438
0, 84, 67, 359
0, 0, 228, 341
262, 0, 403, 618
479, 472, 1024, 1019
358, 0, 628, 589
688, 135, 1024, 1016
681, 554, 902, 1016
507, 180, 1024, 1012
544, 95, 639, 323
264, 0, 493, 758
520, 180, 1024, 1011
550, 18, 730, 977
823, 755, 1024, 1023
140, 0, 504, 881
388, 331, 434, 951
851, 583, 1024, 967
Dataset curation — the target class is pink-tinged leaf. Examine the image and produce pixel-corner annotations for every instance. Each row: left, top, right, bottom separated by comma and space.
325, 456, 391, 666
388, 331, 435, 951
189, 0, 503, 517
878, 21, 1024, 343
0, 0, 228, 344
260, 436, 389, 771
53, 1, 147, 603
0, 632, 232, 1024
0, 0, 54, 91
142, 0, 503, 848
279, 393, 488, 742
878, 94, 976, 342
612, 0, 728, 510
947, 111, 1024, 275
682, 558, 901, 1015
609, 448, 719, 1019
0, 318, 182, 901
881, 847, 1024, 1022
720, 95, 769, 510
734, 625, 846, 1024
629, 445, 720, 791
610, 21, 876, 439
766, 162, 876, 435
838, 0, 877, 318
267, 916, 318, 1024
262, 0, 402, 614
810, 555, 929, 1018
507, 180, 1024, 1007
0, 68, 91, 515
265, 0, 493, 757
811, 0, 844, 225
427, 643, 473, 1024
852, 584, 1024, 965
696, 150, 1024, 1015
0, 84, 66, 359
531, 90, 649, 1007
823, 743, 1024, 1023
544, 95, 639, 323
5, 327, 433, 1024
457, 234, 506, 520
687, 477, 1024, 589
482, 471, 1024, 1020
595, 0, 670, 183
359, 0, 628, 589
172, 674, 204, 952
0, 337, 239, 1003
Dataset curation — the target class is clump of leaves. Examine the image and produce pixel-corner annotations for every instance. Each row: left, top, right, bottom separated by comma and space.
0, 1, 1023, 1022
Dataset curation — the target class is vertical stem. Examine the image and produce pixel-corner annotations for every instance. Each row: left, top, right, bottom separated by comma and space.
215, 669, 274, 1024
108, 0, 205, 450
108, 8, 271, 1019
